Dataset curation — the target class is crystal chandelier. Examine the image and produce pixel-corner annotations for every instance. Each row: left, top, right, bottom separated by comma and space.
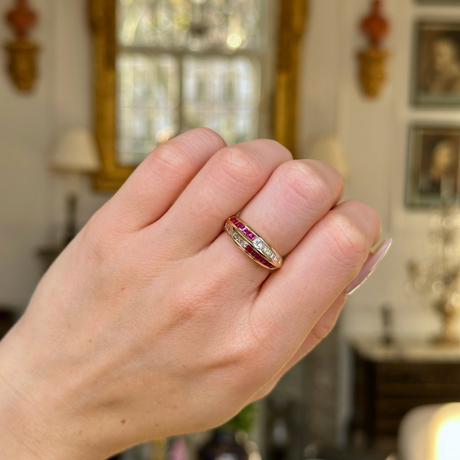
406, 205, 460, 345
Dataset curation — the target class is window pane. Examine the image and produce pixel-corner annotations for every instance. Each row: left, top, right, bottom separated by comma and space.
117, 53, 180, 166
117, 0, 262, 51
182, 55, 260, 144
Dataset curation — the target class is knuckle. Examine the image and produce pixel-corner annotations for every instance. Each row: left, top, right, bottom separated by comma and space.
306, 159, 344, 198
78, 223, 103, 263
79, 216, 120, 264
310, 321, 333, 343
218, 147, 265, 189
256, 139, 293, 160
146, 144, 194, 180
322, 212, 370, 265
348, 200, 381, 242
276, 161, 340, 210
192, 127, 226, 146
363, 202, 382, 239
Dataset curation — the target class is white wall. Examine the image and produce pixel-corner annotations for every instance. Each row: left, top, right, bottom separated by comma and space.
0, 0, 111, 309
297, 0, 460, 443
298, 0, 460, 341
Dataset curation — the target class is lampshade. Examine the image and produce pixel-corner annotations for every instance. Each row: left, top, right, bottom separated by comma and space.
308, 136, 349, 178
51, 127, 100, 173
427, 404, 460, 460
399, 404, 460, 460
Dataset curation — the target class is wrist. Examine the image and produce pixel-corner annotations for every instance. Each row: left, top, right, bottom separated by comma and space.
0, 320, 93, 460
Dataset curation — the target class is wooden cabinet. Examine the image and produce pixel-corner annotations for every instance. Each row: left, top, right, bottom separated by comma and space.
349, 339, 460, 449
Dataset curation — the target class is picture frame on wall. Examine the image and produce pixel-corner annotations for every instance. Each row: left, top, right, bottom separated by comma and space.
406, 125, 460, 207
412, 21, 460, 107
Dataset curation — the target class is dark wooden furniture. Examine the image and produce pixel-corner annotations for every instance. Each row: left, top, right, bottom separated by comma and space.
349, 339, 460, 450
0, 309, 17, 339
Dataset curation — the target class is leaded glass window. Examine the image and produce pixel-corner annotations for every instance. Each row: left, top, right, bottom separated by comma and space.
116, 0, 269, 166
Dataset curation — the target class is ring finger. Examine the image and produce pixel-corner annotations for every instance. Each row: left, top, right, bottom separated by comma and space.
204, 159, 344, 288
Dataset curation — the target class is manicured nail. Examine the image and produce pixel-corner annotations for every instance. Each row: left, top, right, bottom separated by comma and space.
344, 238, 392, 295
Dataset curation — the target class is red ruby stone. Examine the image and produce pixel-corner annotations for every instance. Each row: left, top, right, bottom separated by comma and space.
230, 217, 238, 224
236, 222, 245, 230
245, 247, 274, 268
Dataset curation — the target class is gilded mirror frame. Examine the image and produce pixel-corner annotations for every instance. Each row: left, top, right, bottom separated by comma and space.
89, 0, 309, 191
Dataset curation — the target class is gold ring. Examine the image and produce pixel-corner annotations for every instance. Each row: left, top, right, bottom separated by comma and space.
224, 216, 283, 270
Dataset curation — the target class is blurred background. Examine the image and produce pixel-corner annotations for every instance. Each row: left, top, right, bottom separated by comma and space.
1, 0, 460, 459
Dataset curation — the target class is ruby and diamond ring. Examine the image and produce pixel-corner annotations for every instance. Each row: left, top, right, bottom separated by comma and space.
224, 216, 283, 270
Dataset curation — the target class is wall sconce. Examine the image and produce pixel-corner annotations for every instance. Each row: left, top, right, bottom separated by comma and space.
358, 0, 390, 98
4, 0, 39, 92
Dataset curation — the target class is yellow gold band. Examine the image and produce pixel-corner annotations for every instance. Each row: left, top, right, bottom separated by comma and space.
224, 216, 283, 270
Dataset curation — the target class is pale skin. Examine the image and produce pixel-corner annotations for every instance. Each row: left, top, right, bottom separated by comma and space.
0, 129, 381, 460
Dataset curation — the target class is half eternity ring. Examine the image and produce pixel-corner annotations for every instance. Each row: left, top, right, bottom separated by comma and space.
224, 216, 283, 270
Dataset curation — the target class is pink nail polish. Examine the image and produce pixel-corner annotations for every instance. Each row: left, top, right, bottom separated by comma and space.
344, 238, 393, 295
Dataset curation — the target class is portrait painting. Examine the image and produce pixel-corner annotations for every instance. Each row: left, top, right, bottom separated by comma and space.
406, 126, 460, 207
412, 21, 460, 107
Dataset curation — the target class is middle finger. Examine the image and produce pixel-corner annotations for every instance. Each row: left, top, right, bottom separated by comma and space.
155, 140, 292, 254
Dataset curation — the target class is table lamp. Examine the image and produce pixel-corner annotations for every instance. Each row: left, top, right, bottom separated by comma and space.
51, 127, 100, 246
308, 136, 349, 179
427, 404, 460, 460
399, 404, 460, 460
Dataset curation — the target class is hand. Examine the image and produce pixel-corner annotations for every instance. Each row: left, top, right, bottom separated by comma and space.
0, 129, 383, 460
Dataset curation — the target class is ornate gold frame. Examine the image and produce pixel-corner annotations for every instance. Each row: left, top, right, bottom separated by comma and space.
89, 0, 309, 191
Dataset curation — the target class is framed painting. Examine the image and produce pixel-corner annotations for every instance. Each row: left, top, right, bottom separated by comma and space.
406, 125, 460, 207
412, 21, 460, 108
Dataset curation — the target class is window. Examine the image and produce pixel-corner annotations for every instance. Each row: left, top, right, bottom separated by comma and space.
116, 0, 268, 166
90, 0, 306, 190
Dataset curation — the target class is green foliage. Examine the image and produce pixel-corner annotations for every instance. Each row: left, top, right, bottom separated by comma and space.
222, 403, 257, 434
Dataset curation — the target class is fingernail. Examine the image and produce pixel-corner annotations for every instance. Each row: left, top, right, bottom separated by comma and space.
344, 238, 393, 295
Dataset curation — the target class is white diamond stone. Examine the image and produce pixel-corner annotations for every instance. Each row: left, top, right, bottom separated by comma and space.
233, 233, 247, 248
254, 238, 265, 250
